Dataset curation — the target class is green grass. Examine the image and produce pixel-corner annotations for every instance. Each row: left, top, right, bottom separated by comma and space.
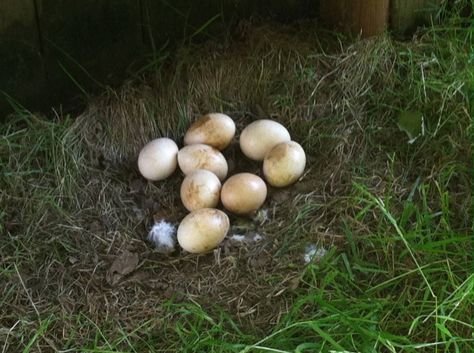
1, 3, 472, 353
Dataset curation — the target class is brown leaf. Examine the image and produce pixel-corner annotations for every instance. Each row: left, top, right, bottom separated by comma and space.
107, 251, 139, 285
289, 277, 300, 290
271, 190, 292, 204
129, 178, 145, 193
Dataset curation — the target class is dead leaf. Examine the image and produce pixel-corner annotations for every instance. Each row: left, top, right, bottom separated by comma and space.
271, 190, 292, 204
129, 178, 145, 193
89, 221, 103, 233
106, 251, 139, 286
289, 277, 300, 290
249, 255, 270, 268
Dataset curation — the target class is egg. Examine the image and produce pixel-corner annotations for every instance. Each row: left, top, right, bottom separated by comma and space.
221, 173, 267, 214
263, 141, 306, 187
137, 138, 178, 181
177, 144, 228, 180
239, 119, 291, 161
180, 169, 221, 212
177, 208, 230, 253
184, 113, 236, 150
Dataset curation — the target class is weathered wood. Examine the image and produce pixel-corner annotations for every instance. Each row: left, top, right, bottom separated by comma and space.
0, 0, 320, 118
320, 0, 390, 37
0, 0, 36, 31
39, 0, 141, 100
141, 0, 316, 47
0, 0, 46, 117
390, 0, 443, 33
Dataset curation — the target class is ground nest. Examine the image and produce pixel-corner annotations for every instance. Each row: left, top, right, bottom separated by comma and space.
1, 18, 472, 352
68, 22, 372, 325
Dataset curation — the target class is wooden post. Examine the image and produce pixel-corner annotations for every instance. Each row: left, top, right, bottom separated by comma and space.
0, 0, 36, 31
390, 0, 443, 33
0, 0, 45, 117
320, 0, 390, 37
37, 0, 141, 106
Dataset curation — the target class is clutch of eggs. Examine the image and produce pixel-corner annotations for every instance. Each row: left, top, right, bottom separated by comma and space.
138, 114, 307, 255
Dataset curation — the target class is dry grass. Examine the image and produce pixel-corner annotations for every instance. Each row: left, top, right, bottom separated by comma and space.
1, 14, 472, 352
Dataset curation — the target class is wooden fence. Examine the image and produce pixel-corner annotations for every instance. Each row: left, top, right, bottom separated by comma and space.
0, 0, 442, 117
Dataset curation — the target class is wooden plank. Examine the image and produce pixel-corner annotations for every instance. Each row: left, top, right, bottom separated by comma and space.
0, 0, 45, 117
320, 0, 390, 37
0, 0, 36, 31
390, 0, 443, 34
1, 0, 317, 117
141, 0, 317, 49
38, 0, 141, 107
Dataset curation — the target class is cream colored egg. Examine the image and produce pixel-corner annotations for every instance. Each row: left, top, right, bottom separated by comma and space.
177, 208, 230, 253
177, 144, 228, 180
184, 113, 236, 150
221, 173, 267, 214
137, 138, 178, 181
263, 141, 306, 187
180, 169, 221, 212
239, 119, 291, 161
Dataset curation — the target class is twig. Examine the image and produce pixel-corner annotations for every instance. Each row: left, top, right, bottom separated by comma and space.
14, 263, 40, 318
1, 320, 20, 353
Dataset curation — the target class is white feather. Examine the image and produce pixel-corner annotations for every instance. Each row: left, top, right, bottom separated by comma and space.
147, 220, 176, 252
229, 234, 246, 242
253, 234, 263, 241
304, 245, 327, 264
